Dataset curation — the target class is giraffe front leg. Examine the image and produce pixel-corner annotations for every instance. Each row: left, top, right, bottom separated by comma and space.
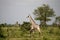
30, 29, 34, 34
30, 29, 34, 37
30, 29, 33, 34
30, 25, 34, 34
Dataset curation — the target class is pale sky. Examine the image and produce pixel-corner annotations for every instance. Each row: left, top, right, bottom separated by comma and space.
0, 0, 60, 24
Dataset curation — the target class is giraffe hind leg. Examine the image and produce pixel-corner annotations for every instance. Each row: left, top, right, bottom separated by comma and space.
37, 28, 42, 36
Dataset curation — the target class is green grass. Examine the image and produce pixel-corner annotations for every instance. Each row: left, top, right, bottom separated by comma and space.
0, 26, 60, 40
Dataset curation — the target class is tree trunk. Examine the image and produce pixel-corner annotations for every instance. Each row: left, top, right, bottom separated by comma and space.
40, 20, 46, 27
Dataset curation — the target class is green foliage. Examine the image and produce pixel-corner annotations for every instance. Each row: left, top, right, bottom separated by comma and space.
0, 26, 60, 40
21, 22, 31, 31
0, 27, 7, 38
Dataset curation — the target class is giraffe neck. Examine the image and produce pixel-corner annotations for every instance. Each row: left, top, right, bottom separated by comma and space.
29, 16, 36, 25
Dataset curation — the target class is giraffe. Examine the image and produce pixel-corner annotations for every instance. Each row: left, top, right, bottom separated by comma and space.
27, 15, 41, 35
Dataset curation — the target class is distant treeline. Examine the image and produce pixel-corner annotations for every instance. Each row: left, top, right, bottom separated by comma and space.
0, 21, 60, 27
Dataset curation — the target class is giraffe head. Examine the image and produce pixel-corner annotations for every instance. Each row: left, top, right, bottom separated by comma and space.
26, 15, 31, 18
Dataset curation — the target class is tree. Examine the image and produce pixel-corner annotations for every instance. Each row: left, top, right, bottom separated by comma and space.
33, 4, 55, 27
15, 21, 19, 27
0, 23, 7, 27
55, 16, 60, 27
